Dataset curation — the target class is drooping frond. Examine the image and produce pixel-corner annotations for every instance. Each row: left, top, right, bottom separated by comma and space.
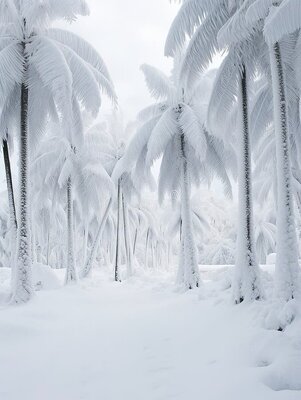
47, 28, 113, 84
137, 103, 167, 122
250, 81, 273, 147
207, 52, 240, 135
179, 104, 207, 161
264, 0, 301, 44
180, 8, 228, 86
146, 108, 178, 166
59, 44, 101, 116
28, 36, 73, 119
22, 0, 89, 32
164, 0, 212, 57
140, 64, 174, 101
0, 42, 23, 104
112, 115, 161, 180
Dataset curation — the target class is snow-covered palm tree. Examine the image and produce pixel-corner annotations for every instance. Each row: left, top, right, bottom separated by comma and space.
165, 0, 263, 302
34, 130, 113, 284
246, 0, 300, 301
0, 0, 115, 302
116, 58, 232, 290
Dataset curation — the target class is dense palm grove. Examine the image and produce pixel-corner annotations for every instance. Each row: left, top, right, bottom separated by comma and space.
0, 0, 300, 328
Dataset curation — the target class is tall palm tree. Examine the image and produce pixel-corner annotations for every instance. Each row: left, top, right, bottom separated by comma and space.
165, 0, 263, 302
116, 59, 232, 290
0, 0, 115, 302
247, 0, 300, 301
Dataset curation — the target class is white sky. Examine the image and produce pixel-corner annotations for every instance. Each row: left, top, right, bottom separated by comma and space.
63, 0, 180, 121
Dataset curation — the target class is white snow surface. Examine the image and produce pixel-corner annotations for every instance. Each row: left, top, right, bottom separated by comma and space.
0, 265, 301, 400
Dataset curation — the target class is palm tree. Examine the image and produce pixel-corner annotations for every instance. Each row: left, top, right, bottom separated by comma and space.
165, 0, 263, 301
247, 0, 300, 301
116, 59, 232, 290
0, 0, 115, 302
33, 129, 114, 284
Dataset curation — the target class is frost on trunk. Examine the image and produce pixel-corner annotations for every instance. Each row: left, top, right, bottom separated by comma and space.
122, 194, 133, 278
114, 179, 122, 282
269, 42, 299, 301
144, 228, 150, 269
65, 176, 78, 284
233, 66, 261, 303
179, 133, 199, 289
3, 138, 18, 262
82, 198, 112, 279
12, 78, 33, 304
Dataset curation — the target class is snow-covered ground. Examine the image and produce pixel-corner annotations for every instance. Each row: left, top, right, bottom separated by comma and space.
0, 266, 301, 400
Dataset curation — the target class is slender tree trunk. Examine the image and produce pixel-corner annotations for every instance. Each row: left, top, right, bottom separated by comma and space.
46, 230, 50, 265
12, 73, 34, 303
145, 228, 150, 269
114, 180, 121, 282
82, 198, 112, 278
233, 65, 261, 303
179, 133, 199, 289
122, 194, 133, 278
65, 176, 77, 284
269, 42, 299, 301
82, 223, 89, 266
2, 138, 18, 264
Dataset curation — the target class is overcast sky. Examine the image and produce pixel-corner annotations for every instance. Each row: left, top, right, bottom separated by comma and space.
63, 0, 180, 121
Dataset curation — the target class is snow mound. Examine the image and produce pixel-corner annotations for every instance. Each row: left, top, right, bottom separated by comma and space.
33, 263, 61, 291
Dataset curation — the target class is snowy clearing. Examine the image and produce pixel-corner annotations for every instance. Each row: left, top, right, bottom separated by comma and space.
1, 266, 301, 400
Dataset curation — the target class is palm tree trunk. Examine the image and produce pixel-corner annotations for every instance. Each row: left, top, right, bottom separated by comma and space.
82, 198, 112, 278
122, 194, 133, 278
179, 133, 199, 289
12, 77, 33, 303
82, 223, 89, 266
233, 65, 261, 303
269, 42, 299, 301
114, 180, 121, 282
145, 228, 150, 269
65, 176, 77, 284
2, 138, 18, 263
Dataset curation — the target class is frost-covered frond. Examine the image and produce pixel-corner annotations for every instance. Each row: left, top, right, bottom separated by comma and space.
206, 133, 233, 198
0, 42, 23, 104
207, 52, 240, 134
0, 83, 20, 139
158, 138, 180, 204
58, 44, 101, 116
180, 11, 228, 86
137, 103, 167, 122
179, 104, 207, 161
141, 64, 174, 101
146, 108, 178, 166
28, 36, 72, 119
246, 0, 274, 24
165, 0, 218, 56
112, 115, 161, 180
250, 81, 273, 147
22, 0, 89, 33
264, 0, 301, 44
47, 29, 113, 84
218, 0, 258, 47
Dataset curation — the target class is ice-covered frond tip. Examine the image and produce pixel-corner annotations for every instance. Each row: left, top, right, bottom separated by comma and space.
140, 64, 174, 100
20, 0, 89, 31
165, 0, 204, 57
264, 0, 301, 44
